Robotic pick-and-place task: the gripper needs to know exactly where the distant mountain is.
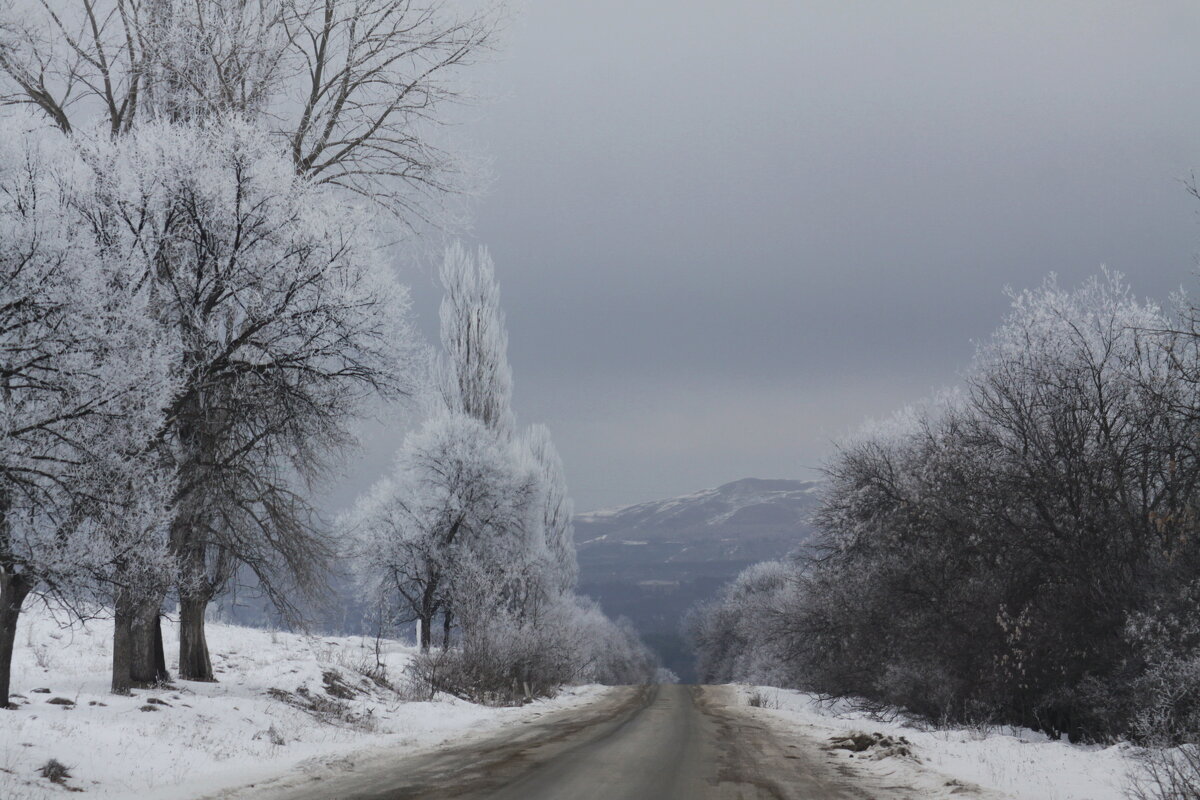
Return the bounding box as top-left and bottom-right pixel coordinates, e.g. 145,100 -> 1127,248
574,478 -> 821,682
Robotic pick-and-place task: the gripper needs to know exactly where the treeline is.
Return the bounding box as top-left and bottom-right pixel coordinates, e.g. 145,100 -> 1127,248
0,0 -> 652,710
689,272 -> 1200,745
346,245 -> 657,702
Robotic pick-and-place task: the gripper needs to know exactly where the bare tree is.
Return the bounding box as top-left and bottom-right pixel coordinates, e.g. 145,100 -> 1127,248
0,113 -> 172,704
0,0 -> 496,690
74,119 -> 421,680
697,272 -> 1200,741
0,0 -> 501,219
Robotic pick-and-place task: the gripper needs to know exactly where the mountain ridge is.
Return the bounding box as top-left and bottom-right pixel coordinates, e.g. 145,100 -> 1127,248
579,478 -> 820,526
573,477 -> 821,681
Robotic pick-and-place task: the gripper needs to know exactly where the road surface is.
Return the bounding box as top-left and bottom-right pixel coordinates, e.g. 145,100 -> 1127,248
241,684 -> 880,799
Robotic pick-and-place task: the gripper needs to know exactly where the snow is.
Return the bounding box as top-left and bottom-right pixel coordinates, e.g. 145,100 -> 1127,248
735,686 -> 1137,800
576,488 -> 718,522
0,604 -> 609,799
576,479 -> 819,530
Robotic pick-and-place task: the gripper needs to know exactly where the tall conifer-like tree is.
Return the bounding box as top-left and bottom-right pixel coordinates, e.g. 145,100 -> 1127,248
437,242 -> 516,439
522,424 -> 577,595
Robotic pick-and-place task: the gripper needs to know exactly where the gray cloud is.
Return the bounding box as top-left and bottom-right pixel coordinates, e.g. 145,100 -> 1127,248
351,1 -> 1200,512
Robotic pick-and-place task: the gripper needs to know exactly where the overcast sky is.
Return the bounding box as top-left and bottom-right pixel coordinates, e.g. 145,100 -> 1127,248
339,1 -> 1200,513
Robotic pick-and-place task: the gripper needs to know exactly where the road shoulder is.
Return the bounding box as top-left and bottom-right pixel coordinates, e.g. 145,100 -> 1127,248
200,685 -> 646,800
703,686 -> 1013,800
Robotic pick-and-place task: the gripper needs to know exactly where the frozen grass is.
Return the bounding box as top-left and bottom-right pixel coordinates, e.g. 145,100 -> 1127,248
735,685 -> 1137,800
0,603 -> 607,799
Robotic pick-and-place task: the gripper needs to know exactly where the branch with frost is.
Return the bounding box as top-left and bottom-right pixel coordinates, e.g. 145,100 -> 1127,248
0,0 -> 502,222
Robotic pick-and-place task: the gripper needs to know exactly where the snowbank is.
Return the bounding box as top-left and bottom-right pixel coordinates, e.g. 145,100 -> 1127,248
735,686 -> 1138,800
0,604 -> 608,799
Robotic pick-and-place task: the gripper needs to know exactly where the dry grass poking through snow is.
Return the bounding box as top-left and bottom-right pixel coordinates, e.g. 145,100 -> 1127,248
0,604 -> 606,799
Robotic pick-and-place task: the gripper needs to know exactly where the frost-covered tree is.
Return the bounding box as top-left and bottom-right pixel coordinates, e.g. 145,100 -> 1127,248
434,245 -> 584,633
700,272 -> 1200,740
522,424 -> 577,595
74,119 -> 421,681
567,600 -> 657,686
0,114 -> 173,705
437,242 -> 515,438
94,465 -> 176,695
0,0 -> 496,689
353,241 -> 656,700
686,560 -> 793,686
0,0 -> 501,220
425,595 -> 656,701
350,411 -> 537,651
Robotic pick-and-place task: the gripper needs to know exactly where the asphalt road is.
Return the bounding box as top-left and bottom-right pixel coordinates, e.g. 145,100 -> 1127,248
248,684 -> 871,800
446,683 -> 864,800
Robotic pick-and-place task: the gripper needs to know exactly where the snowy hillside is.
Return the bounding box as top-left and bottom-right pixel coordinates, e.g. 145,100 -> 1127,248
0,606 -> 607,800
577,478 -> 820,539
575,478 -> 820,681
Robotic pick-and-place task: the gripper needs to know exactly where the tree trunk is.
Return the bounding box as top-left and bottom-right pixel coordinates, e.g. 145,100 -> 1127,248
0,570 -> 34,708
131,594 -> 169,686
175,529 -> 215,682
419,611 -> 432,651
153,615 -> 168,681
111,589 -> 134,695
178,595 -> 214,681
442,611 -> 452,651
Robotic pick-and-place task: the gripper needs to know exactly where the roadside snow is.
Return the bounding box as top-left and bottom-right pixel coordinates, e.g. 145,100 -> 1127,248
735,686 -> 1136,800
0,604 -> 609,800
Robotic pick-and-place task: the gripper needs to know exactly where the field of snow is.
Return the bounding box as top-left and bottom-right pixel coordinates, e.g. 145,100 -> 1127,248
736,686 -> 1138,800
0,604 -> 608,800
